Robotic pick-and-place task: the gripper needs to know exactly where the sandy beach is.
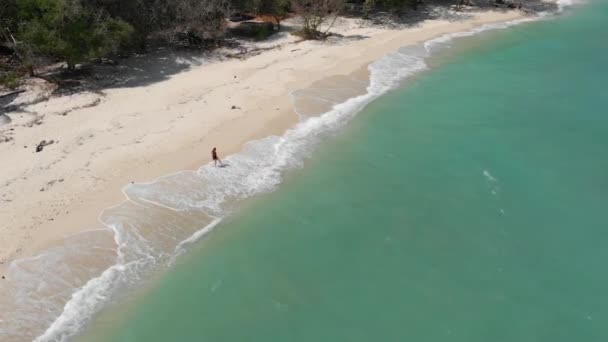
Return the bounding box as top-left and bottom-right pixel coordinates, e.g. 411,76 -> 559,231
0,8 -> 529,277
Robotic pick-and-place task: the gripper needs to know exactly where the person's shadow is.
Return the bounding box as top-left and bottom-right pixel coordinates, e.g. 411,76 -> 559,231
219,164 -> 230,168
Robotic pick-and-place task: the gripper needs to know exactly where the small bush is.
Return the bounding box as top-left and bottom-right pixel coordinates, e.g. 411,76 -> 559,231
0,72 -> 21,90
291,29 -> 325,40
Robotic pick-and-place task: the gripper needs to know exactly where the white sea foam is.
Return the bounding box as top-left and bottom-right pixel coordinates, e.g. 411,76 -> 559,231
170,217 -> 223,264
483,170 -> 498,182
22,6 -> 574,342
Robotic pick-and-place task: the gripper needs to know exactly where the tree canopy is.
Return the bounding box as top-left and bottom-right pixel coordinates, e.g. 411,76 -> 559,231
17,0 -> 134,70
0,0 -> 502,82
1,0 -> 233,75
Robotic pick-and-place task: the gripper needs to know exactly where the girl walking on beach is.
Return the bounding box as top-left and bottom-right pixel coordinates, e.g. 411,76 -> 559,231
212,147 -> 224,167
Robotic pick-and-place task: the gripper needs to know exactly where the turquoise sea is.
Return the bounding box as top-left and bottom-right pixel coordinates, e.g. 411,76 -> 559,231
68,1 -> 608,341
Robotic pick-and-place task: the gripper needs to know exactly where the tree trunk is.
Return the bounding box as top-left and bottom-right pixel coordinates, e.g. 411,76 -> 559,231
323,14 -> 339,37
1,28 -> 12,48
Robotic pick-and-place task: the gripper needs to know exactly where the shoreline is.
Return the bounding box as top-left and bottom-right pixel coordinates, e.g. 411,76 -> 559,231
0,9 -> 535,277
0,5 -> 564,340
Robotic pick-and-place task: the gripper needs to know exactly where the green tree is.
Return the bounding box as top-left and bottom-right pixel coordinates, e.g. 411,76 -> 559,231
17,0 -> 133,71
96,0 -> 230,46
231,0 -> 259,13
0,0 -> 19,31
362,0 -> 375,19
292,0 -> 345,39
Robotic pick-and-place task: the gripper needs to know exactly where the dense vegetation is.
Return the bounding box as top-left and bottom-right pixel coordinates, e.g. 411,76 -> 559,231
0,0 -> 516,86
1,0 -> 233,77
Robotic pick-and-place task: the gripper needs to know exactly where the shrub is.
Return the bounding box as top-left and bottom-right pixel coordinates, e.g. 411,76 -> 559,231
291,0 -> 345,39
17,0 -> 134,70
0,71 -> 21,90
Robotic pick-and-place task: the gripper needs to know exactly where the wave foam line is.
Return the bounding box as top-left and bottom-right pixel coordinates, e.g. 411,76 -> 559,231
33,6 -> 572,342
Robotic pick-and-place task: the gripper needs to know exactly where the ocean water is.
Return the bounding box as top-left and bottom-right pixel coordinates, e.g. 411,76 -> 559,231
60,1 -> 608,341
0,2 -> 599,342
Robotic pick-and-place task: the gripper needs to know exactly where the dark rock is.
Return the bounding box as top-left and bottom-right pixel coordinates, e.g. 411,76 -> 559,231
229,21 -> 275,40
36,140 -> 46,152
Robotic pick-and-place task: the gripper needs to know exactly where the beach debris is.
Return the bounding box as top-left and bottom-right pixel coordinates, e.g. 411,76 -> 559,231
231,105 -> 241,110
58,98 -> 102,116
0,89 -> 25,98
35,139 -> 54,152
35,141 -> 45,152
0,135 -> 13,143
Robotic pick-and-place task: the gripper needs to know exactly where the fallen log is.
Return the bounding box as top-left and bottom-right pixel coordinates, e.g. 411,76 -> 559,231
0,89 -> 24,100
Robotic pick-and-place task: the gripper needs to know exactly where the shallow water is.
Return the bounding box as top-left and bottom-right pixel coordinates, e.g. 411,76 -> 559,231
64,1 -> 608,341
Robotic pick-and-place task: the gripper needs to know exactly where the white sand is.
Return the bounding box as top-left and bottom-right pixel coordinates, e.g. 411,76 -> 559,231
0,9 -> 528,275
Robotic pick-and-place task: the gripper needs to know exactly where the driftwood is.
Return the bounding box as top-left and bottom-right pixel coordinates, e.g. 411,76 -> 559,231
36,139 -> 54,152
0,89 -> 24,100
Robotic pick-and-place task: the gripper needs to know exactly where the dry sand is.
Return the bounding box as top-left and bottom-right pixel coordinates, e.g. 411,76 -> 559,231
0,8 -> 528,277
